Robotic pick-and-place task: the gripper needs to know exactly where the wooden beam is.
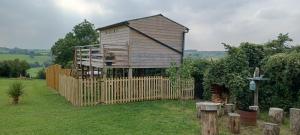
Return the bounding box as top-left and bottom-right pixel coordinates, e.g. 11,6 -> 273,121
128,68 -> 133,78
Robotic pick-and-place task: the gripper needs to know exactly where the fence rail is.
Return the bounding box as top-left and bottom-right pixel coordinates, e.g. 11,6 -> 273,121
58,74 -> 194,106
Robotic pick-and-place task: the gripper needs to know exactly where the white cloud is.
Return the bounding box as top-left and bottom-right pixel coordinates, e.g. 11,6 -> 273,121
54,0 -> 111,16
1,0 -> 300,50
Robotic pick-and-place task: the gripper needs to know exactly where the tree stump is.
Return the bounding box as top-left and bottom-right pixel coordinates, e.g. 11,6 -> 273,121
263,122 -> 280,135
225,104 -> 235,114
268,108 -> 284,124
290,108 -> 300,135
228,113 -> 240,134
196,102 -> 202,119
199,102 -> 219,135
216,103 -> 224,117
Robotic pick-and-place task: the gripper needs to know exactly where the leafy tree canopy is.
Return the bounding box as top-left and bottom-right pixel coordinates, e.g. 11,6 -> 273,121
204,33 -> 300,110
51,20 -> 98,67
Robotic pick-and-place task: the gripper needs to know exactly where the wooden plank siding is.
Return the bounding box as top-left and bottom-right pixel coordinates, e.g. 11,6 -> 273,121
94,15 -> 187,69
100,25 -> 130,45
129,29 -> 181,68
128,15 -> 185,52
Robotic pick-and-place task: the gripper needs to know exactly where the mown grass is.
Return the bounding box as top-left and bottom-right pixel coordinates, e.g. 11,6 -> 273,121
0,54 -> 50,64
0,79 -> 199,135
0,78 -> 292,135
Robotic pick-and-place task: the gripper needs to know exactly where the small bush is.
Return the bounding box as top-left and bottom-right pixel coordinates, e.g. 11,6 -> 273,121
7,82 -> 24,104
36,68 -> 46,79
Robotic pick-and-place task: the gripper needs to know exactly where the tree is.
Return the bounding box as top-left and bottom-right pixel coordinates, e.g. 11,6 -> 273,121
0,59 -> 30,77
51,20 -> 99,67
73,19 -> 99,46
240,42 -> 265,72
264,33 -> 292,55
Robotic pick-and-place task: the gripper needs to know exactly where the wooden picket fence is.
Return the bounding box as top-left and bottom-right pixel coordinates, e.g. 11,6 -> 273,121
46,64 -> 71,90
58,74 -> 194,106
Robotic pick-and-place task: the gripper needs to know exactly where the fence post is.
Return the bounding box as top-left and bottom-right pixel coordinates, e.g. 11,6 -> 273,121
160,76 -> 163,99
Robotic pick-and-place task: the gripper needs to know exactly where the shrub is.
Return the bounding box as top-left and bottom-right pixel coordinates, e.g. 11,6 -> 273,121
36,68 -> 46,79
261,52 -> 300,110
7,82 -> 24,104
0,59 -> 30,77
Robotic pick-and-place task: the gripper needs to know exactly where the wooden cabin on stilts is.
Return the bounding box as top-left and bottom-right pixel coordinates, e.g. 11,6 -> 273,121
46,14 -> 194,106
73,14 -> 189,78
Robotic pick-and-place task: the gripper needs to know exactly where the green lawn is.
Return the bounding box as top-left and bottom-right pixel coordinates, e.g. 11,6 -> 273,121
0,79 -> 292,135
0,79 -> 199,135
0,54 -> 50,64
26,67 -> 43,77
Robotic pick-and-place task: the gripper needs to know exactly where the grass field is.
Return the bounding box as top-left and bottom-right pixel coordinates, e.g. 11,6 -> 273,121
0,54 -> 50,64
0,79 -> 292,135
26,67 -> 43,77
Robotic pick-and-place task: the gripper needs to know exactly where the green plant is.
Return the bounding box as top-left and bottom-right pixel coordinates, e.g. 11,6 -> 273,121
36,68 -> 46,79
7,81 -> 24,104
167,58 -> 194,90
203,45 -> 251,110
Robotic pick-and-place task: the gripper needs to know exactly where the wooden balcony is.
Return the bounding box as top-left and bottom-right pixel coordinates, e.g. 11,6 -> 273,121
74,43 -> 129,68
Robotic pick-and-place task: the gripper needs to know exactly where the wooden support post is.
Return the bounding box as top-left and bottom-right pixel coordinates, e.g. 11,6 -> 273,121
263,122 -> 280,135
128,68 -> 132,78
269,108 -> 284,124
290,108 -> 300,135
228,113 -> 240,134
225,104 -> 235,114
103,67 -> 107,79
254,82 -> 259,106
199,102 -> 219,135
89,47 -> 93,77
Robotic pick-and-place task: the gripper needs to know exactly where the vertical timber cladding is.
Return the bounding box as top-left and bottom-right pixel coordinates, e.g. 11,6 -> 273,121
97,14 -> 188,69
128,15 -> 187,68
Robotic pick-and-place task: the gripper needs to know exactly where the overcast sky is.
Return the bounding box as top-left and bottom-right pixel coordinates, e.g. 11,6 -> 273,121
0,0 -> 300,51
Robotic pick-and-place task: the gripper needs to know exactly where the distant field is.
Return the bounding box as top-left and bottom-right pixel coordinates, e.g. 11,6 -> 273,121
27,67 -> 43,77
0,54 -> 50,64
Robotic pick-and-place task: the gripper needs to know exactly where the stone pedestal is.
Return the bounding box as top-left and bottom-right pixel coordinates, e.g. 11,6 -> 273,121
199,102 -> 219,135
